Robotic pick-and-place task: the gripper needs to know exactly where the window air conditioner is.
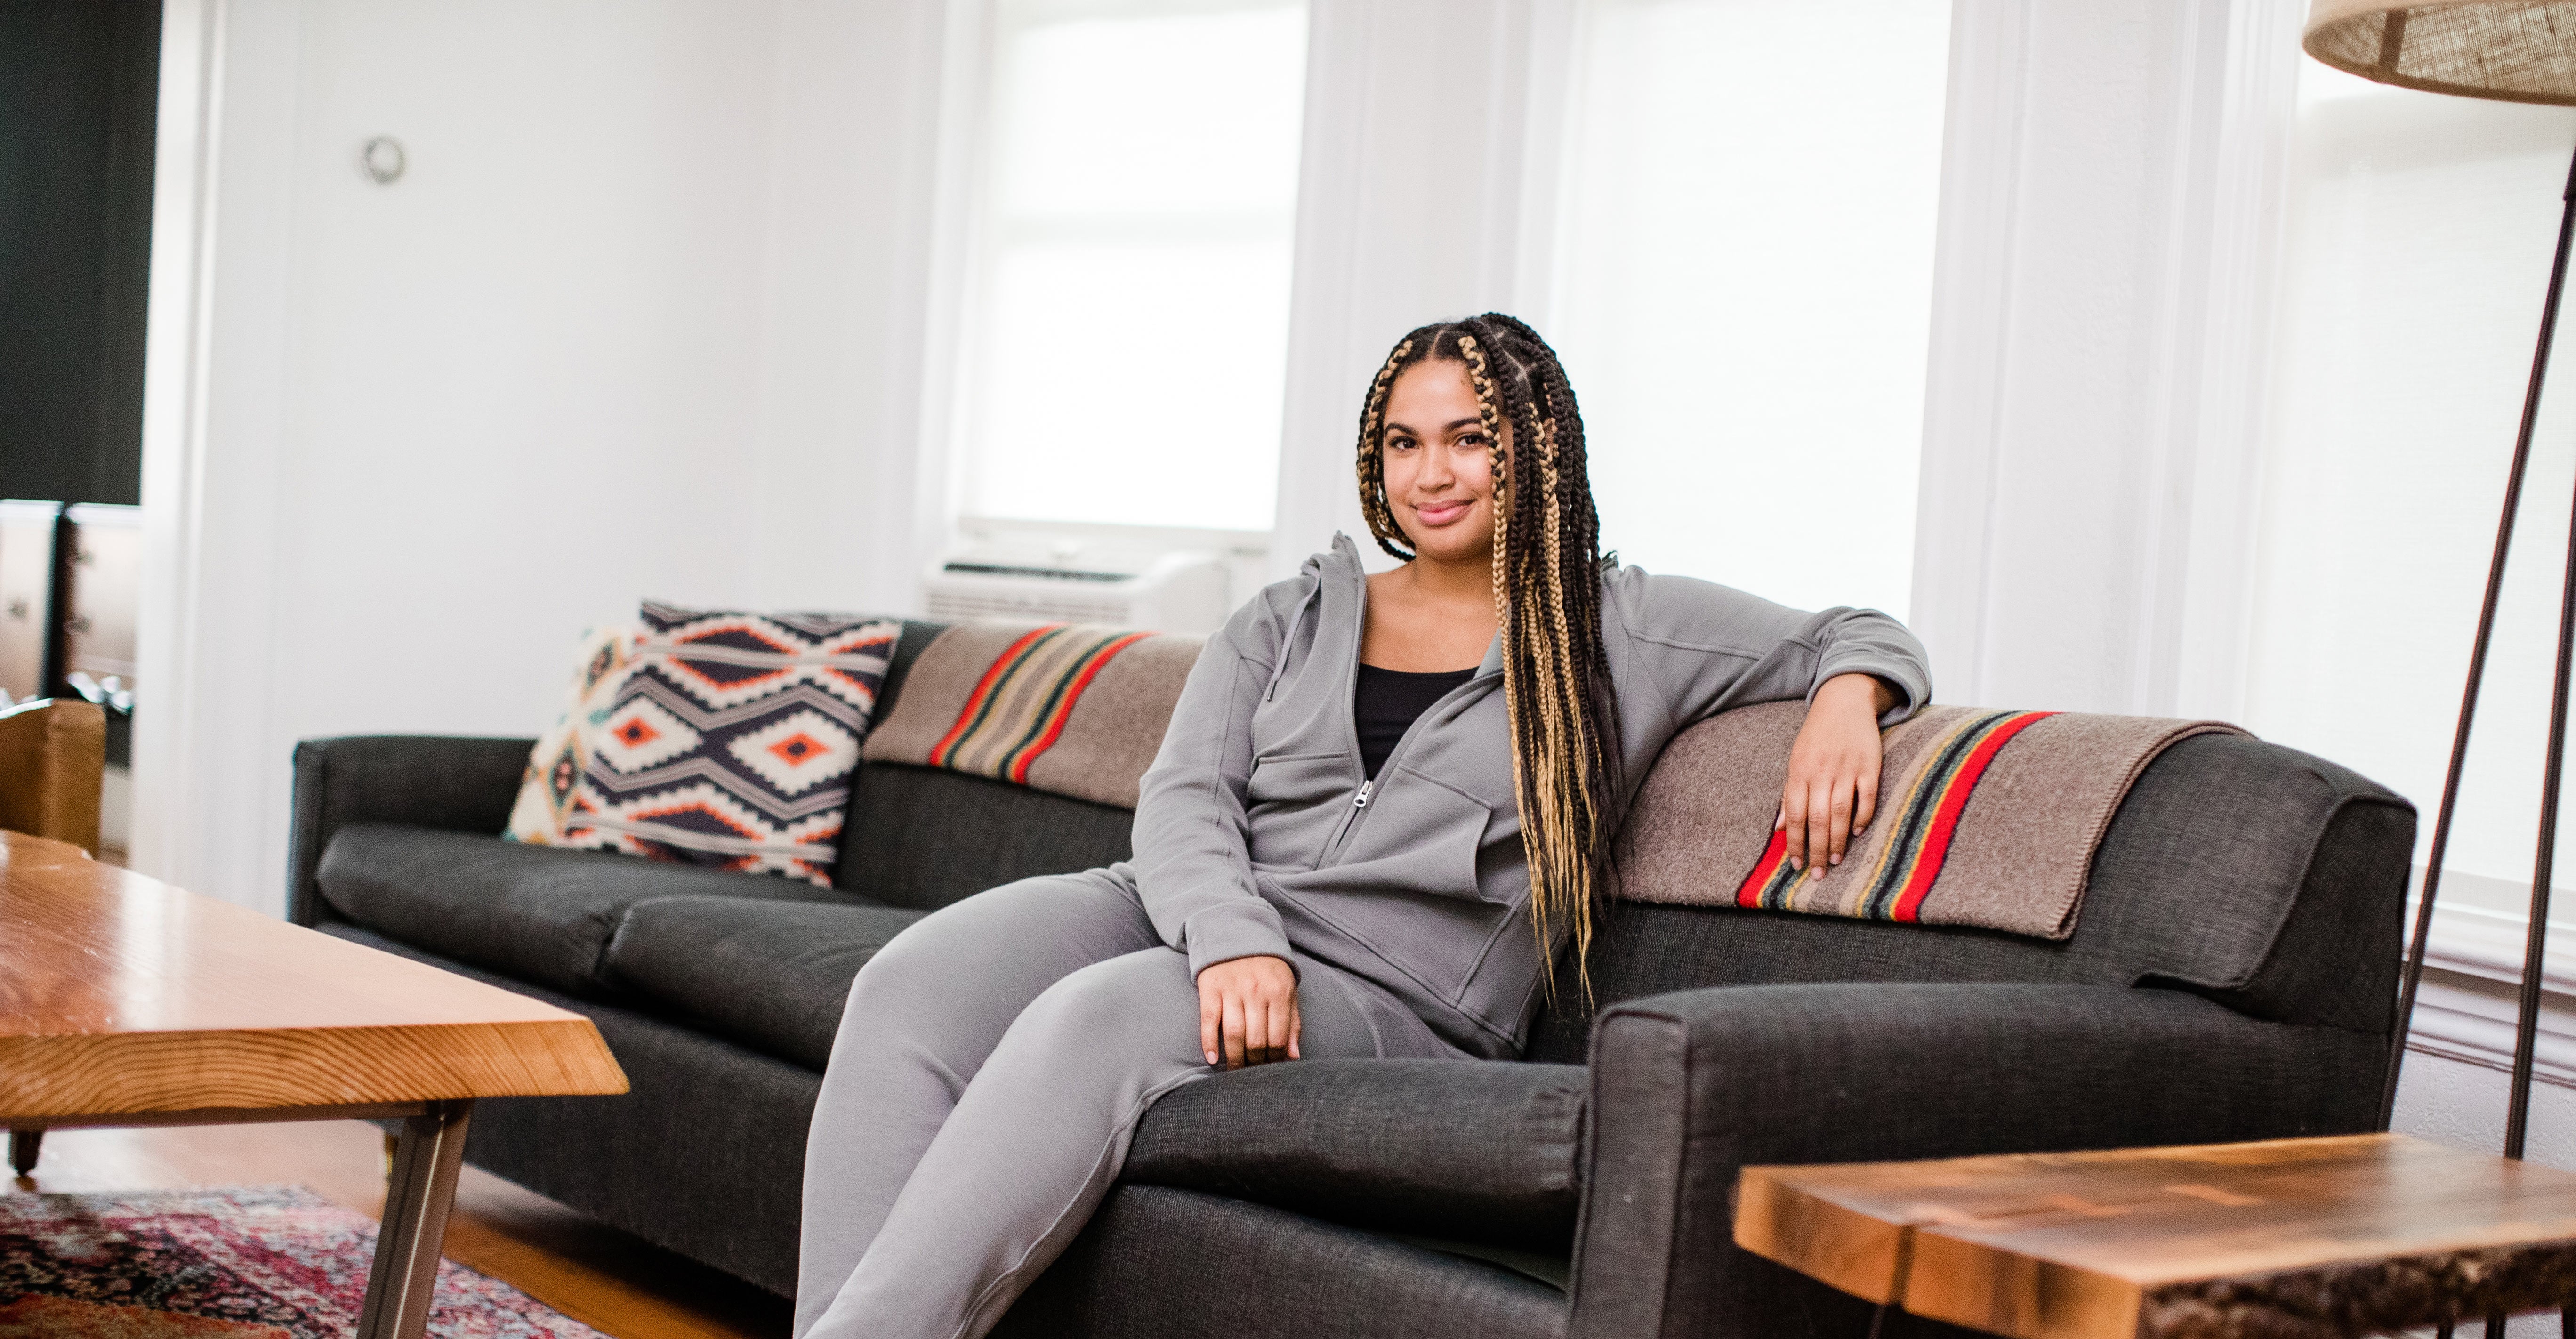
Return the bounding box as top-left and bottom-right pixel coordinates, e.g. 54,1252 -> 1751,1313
923,540 -> 1231,634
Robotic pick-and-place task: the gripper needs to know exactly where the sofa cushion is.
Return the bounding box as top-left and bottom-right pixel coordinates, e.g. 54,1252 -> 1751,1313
861,621 -> 1201,808
315,824 -> 853,1000
1123,1059 -> 1586,1252
836,763 -> 1135,911
603,896 -> 923,1070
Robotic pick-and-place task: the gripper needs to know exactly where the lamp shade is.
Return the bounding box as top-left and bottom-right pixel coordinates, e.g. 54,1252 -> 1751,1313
2306,0 -> 2576,104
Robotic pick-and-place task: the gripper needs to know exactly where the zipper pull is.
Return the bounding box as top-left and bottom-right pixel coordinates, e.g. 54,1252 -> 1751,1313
1353,780 -> 1373,808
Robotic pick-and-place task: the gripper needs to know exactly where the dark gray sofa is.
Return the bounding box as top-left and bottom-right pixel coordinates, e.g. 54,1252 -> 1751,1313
288,619 -> 2415,1339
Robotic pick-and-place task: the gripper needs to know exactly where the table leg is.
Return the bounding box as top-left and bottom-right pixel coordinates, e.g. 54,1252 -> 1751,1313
8,1129 -> 40,1175
356,1099 -> 473,1339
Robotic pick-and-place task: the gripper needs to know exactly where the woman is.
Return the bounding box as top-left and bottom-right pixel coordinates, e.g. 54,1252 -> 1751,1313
794,314 -> 1929,1339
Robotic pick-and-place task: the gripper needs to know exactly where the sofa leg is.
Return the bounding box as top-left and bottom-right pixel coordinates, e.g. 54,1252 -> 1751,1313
10,1129 -> 41,1176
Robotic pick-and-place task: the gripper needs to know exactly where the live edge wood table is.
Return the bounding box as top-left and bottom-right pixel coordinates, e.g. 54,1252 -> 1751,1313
0,830 -> 628,1339
1737,1133 -> 2576,1339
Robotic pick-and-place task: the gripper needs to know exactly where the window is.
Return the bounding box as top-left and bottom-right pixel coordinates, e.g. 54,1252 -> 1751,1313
949,0 -> 1308,534
2249,62 -> 2576,908
1547,0 -> 1952,618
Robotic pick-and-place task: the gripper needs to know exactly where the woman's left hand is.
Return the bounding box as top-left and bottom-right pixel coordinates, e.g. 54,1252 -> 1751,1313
1779,673 -> 1896,872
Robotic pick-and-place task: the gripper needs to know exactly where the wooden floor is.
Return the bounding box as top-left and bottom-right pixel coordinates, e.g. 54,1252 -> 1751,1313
7,1120 -> 793,1339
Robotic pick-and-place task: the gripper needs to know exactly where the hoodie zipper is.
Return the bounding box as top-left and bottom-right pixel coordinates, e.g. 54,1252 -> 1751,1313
1310,532 -> 1498,868
1319,554 -> 1372,862
1318,778 -> 1375,855
1319,671 -> 1492,867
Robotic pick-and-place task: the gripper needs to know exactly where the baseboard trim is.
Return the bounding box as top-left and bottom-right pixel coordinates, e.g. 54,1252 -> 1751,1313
2401,965 -> 2576,1089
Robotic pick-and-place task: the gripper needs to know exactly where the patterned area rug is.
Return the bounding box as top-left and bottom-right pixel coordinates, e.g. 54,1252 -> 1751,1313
0,1186 -> 604,1338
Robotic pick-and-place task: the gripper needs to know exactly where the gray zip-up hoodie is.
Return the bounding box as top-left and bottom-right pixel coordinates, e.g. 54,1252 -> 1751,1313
1131,534 -> 1932,1058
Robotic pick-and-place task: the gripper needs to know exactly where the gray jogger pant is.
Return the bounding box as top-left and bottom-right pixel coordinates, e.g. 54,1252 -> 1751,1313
792,864 -> 1467,1339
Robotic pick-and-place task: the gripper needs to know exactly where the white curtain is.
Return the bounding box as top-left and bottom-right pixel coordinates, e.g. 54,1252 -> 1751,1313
1547,0 -> 1952,618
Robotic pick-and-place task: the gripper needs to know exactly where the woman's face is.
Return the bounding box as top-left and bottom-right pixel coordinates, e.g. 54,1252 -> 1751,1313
1381,359 -> 1502,565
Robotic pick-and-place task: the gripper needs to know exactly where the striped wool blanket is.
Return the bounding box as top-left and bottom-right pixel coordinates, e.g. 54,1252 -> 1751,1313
863,621 -> 1205,808
1614,702 -> 2242,939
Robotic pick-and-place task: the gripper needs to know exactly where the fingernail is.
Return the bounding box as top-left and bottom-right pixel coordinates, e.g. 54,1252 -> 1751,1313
1789,857 -> 1802,871
1830,854 -> 1842,866
1205,1051 -> 1217,1065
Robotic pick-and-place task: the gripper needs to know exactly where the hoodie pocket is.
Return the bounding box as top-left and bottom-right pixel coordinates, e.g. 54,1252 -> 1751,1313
1246,751 -> 1353,868
1335,765 -> 1499,900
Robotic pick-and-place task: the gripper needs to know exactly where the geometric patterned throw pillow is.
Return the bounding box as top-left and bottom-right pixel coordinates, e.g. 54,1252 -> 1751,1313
558,601 -> 901,887
503,621 -> 640,847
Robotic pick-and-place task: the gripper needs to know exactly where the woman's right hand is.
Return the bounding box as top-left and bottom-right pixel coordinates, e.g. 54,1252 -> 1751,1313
1197,955 -> 1300,1069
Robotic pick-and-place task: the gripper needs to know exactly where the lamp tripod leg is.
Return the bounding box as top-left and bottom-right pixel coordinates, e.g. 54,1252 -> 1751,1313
2504,144 -> 2576,1163
2506,385 -> 2576,1164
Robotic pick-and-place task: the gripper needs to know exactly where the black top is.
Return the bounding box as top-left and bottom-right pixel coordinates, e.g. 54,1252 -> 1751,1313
1355,664 -> 1476,780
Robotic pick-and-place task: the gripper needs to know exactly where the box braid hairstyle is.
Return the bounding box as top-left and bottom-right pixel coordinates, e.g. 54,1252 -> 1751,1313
1356,313 -> 1620,999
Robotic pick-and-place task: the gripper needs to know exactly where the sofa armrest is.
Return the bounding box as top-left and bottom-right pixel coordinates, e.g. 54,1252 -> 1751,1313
289,735 -> 533,926
1567,981 -> 2382,1339
0,698 -> 105,853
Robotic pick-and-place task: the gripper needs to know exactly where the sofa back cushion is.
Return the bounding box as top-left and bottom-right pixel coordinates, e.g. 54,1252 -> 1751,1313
863,620 -> 1202,808
838,764 -> 1135,910
839,625 -> 2415,1053
1523,734 -> 2415,1062
831,620 -> 1136,909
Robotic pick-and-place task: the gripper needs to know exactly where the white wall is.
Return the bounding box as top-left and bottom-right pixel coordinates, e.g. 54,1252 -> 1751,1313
136,0 -> 950,915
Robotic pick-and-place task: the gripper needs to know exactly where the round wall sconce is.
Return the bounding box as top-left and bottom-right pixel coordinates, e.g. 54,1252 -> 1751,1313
360,136 -> 407,185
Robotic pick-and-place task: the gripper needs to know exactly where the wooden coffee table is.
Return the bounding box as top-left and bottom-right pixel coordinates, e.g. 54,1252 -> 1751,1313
0,830 -> 628,1339
1737,1133 -> 2576,1339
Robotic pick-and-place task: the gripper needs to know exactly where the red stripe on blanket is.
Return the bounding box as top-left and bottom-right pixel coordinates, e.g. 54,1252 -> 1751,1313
1887,710 -> 2055,921
1002,632 -> 1151,782
927,624 -> 1059,768
1736,829 -> 1793,908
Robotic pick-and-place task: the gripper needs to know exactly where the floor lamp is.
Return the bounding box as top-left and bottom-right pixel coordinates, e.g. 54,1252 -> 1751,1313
2304,2 -> 2576,1170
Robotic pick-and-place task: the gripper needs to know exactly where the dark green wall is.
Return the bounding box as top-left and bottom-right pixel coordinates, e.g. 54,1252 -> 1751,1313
0,0 -> 160,507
